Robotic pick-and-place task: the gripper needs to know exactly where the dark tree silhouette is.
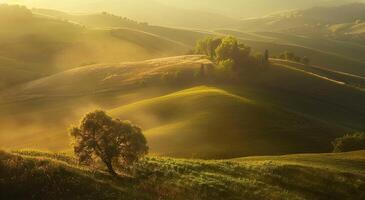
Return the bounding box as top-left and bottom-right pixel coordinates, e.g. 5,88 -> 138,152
332,133 -> 365,152
70,110 -> 148,176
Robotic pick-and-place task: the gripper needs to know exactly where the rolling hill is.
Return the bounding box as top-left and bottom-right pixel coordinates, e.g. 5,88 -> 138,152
1,55 -> 365,158
233,3 -> 365,45
5,0 -> 239,29
0,56 -> 41,89
1,2 -> 365,199
1,150 -> 364,200
0,56 -> 211,151
238,3 -> 365,32
110,86 -> 342,158
5,0 -> 360,28
32,8 -> 208,46
0,5 -> 193,90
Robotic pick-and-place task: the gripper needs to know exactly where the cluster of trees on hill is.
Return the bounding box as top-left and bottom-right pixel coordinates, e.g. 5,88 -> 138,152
273,51 -> 310,65
194,36 -> 270,73
332,132 -> 365,153
100,12 -> 149,27
155,36 -> 271,85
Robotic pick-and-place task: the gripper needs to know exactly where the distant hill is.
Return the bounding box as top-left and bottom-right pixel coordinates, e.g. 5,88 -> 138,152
32,8 -> 207,46
4,0 -> 359,28
32,8 -> 144,28
238,3 -> 365,32
15,0 -> 238,29
156,0 -> 360,18
216,29 -> 365,77
2,150 -> 365,199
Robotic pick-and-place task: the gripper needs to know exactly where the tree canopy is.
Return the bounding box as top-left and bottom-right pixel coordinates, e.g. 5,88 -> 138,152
332,132 -> 365,153
194,36 -> 268,72
70,110 -> 148,175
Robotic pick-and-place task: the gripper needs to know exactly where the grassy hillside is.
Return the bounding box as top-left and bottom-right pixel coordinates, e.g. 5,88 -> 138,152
0,56 -> 210,151
32,8 -> 144,28
1,150 -> 364,200
0,5 -> 191,89
239,62 -> 365,131
0,14 -> 188,73
110,86 -> 342,158
33,8 -> 208,46
1,55 -> 365,157
2,55 -> 210,98
237,3 -> 365,32
0,56 -> 41,89
272,59 -> 365,90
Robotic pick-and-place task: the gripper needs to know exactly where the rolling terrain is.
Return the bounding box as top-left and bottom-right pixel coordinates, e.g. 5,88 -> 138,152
237,3 -> 365,32
32,8 -> 208,46
1,150 -> 364,200
216,29 -> 365,77
0,5 -> 192,88
1,55 -> 365,158
1,2 -> 365,199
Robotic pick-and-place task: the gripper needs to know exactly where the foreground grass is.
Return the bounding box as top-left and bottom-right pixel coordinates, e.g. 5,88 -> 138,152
1,150 -> 364,200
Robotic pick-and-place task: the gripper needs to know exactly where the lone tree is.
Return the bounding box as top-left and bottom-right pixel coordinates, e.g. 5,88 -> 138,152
70,110 -> 148,176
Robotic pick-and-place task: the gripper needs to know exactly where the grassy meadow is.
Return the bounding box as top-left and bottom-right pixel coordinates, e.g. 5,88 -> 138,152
1,150 -> 364,200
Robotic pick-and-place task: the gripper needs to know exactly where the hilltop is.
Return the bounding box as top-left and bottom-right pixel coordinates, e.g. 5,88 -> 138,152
1,150 -> 364,200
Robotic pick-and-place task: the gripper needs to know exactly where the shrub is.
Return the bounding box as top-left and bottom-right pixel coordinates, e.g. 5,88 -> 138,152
332,132 -> 365,152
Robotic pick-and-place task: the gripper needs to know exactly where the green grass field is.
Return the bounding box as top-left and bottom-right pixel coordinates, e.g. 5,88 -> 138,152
1,150 -> 364,200
110,86 -> 342,158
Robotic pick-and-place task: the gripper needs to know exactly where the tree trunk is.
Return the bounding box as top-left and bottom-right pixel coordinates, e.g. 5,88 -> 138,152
104,160 -> 117,176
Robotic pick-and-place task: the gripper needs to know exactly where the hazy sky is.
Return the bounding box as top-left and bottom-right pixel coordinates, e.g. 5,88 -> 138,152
1,0 -> 363,18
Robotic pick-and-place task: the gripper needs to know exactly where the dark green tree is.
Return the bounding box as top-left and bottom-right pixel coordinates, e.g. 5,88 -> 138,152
215,36 -> 252,69
70,110 -> 148,176
194,37 -> 222,59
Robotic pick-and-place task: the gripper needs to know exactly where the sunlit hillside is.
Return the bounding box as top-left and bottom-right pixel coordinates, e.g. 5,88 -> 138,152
32,8 -> 208,46
238,3 -> 365,32
1,1 -> 365,199
2,150 -> 364,200
0,5 -> 191,85
1,55 -> 365,158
